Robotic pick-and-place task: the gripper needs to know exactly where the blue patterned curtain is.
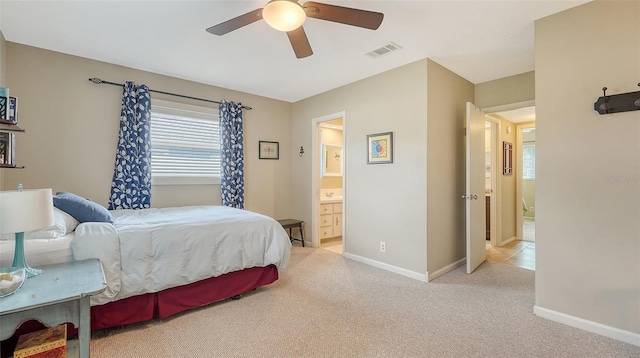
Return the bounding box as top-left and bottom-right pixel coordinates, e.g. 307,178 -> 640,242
219,100 -> 244,209
108,81 -> 151,210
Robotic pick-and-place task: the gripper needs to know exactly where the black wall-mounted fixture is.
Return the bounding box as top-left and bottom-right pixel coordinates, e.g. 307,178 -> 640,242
299,146 -> 305,157
594,83 -> 640,115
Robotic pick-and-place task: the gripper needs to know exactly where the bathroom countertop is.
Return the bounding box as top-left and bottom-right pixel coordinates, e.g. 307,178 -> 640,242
320,197 -> 343,204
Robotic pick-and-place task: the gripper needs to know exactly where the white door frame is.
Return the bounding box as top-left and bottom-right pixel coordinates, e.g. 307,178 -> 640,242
311,111 -> 346,249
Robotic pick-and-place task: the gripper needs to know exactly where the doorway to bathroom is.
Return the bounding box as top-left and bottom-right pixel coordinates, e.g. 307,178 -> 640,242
311,112 -> 345,254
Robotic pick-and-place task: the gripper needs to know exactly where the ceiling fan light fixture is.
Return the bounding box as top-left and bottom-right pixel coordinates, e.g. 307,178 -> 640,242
262,0 -> 306,32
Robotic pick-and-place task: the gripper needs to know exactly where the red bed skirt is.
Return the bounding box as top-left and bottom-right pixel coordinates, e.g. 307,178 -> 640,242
91,264 -> 279,330
0,265 -> 278,357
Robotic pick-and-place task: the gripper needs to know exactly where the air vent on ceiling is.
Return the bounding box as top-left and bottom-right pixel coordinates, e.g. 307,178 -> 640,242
366,42 -> 402,59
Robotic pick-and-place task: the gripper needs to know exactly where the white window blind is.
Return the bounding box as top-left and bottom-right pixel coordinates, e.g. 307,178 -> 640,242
522,142 -> 535,180
150,101 -> 220,185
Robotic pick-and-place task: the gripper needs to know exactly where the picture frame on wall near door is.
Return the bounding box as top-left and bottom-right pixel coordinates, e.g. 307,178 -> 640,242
366,132 -> 393,164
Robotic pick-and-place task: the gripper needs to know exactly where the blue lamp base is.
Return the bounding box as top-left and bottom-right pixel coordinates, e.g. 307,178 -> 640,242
12,232 -> 42,278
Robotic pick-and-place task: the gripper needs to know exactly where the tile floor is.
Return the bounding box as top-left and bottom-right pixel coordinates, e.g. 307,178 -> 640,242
485,240 -> 535,270
320,237 -> 342,254
486,218 -> 535,270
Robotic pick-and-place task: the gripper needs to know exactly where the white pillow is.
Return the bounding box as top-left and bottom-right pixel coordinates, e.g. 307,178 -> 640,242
24,207 -> 80,239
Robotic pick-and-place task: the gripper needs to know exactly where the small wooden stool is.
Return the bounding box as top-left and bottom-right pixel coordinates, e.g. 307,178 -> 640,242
277,219 -> 305,247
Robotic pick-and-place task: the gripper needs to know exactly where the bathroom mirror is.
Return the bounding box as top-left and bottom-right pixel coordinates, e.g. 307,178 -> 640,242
321,144 -> 343,177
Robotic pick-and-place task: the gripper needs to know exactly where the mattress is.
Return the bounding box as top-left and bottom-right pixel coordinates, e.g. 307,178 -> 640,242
0,234 -> 74,268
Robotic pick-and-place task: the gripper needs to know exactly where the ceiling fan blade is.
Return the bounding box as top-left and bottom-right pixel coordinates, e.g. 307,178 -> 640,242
206,8 -> 263,36
287,26 -> 313,59
303,1 -> 383,30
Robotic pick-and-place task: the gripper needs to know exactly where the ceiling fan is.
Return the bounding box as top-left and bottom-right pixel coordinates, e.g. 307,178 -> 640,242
206,0 -> 384,59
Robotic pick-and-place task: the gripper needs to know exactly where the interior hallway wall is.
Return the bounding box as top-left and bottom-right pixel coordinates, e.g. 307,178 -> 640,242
475,71 -> 534,109
292,60 -> 428,276
535,0 -> 640,337
425,59 -> 474,277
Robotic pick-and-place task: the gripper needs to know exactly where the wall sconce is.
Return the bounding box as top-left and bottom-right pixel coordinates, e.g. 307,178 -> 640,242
299,146 -> 305,157
506,126 -> 511,134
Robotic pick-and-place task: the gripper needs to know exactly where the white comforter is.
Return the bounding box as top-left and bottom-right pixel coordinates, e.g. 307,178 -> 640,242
71,206 -> 291,305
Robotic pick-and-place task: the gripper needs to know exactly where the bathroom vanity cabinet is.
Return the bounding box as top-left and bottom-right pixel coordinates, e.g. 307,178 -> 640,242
320,201 -> 342,239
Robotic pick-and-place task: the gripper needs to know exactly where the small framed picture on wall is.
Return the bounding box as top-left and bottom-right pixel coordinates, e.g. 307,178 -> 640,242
259,141 -> 279,160
367,132 -> 393,164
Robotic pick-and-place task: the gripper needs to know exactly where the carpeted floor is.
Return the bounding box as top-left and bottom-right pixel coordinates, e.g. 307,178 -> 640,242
89,246 -> 639,357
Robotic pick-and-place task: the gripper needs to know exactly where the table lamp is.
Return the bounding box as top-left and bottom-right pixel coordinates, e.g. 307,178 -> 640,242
0,186 -> 54,277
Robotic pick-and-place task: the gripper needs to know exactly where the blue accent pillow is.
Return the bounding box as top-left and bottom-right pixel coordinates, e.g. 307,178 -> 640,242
53,192 -> 114,224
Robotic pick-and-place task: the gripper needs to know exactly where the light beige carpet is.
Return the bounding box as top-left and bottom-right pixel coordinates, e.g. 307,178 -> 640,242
90,246 -> 638,357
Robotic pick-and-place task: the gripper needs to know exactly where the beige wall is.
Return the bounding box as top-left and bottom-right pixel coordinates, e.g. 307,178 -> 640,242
4,43 -> 293,219
475,71 -> 534,109
320,176 -> 342,189
426,59 -> 474,275
292,58 -> 473,278
535,0 -> 640,335
498,118 -> 517,241
292,59 -> 428,275
0,32 -> 5,85
522,180 -> 535,218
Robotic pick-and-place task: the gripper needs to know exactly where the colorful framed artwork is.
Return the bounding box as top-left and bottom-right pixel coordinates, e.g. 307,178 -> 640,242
367,132 -> 393,164
259,141 -> 279,160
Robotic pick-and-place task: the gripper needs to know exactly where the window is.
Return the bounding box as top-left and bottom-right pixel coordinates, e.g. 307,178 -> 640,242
522,142 -> 535,180
150,100 -> 220,185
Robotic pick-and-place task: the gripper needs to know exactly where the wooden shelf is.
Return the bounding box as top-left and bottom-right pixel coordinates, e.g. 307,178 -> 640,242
0,122 -> 25,133
0,164 -> 24,169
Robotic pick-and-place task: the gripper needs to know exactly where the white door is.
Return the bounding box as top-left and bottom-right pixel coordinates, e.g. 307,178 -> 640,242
466,102 -> 486,273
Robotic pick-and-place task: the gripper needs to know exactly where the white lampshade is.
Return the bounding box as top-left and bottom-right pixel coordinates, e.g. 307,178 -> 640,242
0,188 -> 54,234
262,0 -> 306,32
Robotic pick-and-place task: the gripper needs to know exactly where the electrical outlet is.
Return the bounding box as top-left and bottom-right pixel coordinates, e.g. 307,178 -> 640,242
380,241 -> 386,253
530,206 -> 535,212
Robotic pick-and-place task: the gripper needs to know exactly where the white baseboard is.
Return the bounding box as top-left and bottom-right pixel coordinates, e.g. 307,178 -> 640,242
343,252 -> 427,282
534,305 -> 640,347
500,236 -> 517,246
427,257 -> 466,282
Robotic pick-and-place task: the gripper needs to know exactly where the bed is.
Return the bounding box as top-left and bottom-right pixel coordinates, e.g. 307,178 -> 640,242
0,203 -> 292,332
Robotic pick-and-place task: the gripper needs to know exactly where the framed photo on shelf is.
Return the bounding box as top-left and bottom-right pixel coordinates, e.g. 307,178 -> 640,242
367,132 -> 393,164
8,97 -> 18,124
259,141 -> 279,160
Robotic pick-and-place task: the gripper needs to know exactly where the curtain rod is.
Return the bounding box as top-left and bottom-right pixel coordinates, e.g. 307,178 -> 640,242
88,78 -> 252,110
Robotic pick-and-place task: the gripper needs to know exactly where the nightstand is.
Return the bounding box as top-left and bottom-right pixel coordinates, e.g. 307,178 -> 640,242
0,259 -> 106,358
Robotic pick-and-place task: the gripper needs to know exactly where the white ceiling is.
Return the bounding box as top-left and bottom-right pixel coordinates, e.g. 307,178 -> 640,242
0,0 -> 589,103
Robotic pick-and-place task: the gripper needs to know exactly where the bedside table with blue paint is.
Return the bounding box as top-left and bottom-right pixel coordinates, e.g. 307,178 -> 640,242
0,259 -> 106,358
